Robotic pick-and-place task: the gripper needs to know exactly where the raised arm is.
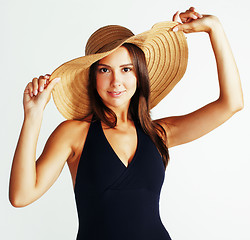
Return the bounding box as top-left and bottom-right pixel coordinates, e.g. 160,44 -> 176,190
154,7 -> 244,148
9,75 -> 74,207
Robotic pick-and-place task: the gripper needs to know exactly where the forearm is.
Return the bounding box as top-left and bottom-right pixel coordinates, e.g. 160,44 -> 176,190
209,18 -> 244,111
9,112 -> 43,206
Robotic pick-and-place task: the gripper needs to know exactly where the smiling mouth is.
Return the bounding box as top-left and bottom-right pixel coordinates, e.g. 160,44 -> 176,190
107,90 -> 126,97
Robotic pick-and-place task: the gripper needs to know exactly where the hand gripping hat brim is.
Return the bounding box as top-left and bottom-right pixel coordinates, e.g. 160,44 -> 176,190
50,21 -> 188,120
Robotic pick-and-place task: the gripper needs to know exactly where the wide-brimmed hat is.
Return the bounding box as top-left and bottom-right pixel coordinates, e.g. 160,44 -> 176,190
50,21 -> 188,120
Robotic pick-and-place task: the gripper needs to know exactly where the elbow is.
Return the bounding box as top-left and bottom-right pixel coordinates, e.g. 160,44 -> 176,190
237,103 -> 244,112
10,201 -> 24,208
9,198 -> 25,208
230,104 -> 243,116
9,183 -> 40,208
231,99 -> 244,114
9,196 -> 30,208
219,96 -> 244,115
9,192 -> 34,208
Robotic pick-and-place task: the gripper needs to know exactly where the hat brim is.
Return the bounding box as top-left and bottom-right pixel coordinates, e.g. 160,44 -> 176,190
50,21 -> 188,120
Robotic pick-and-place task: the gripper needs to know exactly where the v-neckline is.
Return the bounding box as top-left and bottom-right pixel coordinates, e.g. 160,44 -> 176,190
99,120 -> 140,169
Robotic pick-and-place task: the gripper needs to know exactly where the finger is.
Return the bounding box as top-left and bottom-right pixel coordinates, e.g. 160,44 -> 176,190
172,11 -> 180,22
172,23 -> 181,32
32,77 -> 39,96
188,7 -> 203,18
44,74 -> 51,87
173,22 -> 195,34
180,11 -> 198,19
185,16 -> 196,23
189,7 -> 195,12
44,74 -> 51,83
26,82 -> 34,98
172,22 -> 188,32
193,11 -> 203,18
38,75 -> 47,92
46,77 -> 61,93
179,11 -> 198,23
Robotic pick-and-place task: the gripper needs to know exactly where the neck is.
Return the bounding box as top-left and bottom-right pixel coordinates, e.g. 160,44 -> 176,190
114,108 -> 132,125
99,105 -> 134,128
108,103 -> 133,126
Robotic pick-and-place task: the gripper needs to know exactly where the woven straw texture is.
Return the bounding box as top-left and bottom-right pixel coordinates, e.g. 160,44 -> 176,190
50,21 -> 188,120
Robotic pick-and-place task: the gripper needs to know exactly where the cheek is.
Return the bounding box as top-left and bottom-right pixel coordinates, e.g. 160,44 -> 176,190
96,76 -> 106,91
126,75 -> 137,92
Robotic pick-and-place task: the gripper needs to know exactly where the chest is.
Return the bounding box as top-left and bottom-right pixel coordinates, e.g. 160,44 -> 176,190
102,126 -> 138,167
75,120 -> 166,196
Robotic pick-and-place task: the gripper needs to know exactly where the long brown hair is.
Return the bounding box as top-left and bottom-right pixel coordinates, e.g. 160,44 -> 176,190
88,43 -> 169,169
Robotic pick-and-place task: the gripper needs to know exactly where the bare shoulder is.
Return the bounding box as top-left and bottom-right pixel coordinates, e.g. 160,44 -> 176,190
59,117 -> 91,145
153,117 -> 174,132
55,118 -> 91,138
153,118 -> 171,128
48,116 -> 92,162
153,117 -> 174,147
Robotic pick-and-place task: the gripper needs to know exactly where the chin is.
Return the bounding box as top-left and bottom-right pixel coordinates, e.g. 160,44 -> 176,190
103,99 -> 131,110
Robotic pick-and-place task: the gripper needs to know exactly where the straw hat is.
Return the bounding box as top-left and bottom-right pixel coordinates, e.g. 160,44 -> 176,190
50,21 -> 188,120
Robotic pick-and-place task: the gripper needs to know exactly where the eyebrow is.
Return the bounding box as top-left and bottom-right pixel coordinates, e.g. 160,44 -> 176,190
97,63 -> 133,68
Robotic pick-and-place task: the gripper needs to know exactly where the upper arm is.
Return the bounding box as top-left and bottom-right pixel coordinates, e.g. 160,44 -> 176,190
154,99 -> 242,148
33,120 -> 81,201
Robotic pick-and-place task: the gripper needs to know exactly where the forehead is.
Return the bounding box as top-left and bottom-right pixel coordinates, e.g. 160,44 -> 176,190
98,46 -> 132,65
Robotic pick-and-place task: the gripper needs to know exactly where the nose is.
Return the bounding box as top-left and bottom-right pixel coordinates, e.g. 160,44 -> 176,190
111,71 -> 121,87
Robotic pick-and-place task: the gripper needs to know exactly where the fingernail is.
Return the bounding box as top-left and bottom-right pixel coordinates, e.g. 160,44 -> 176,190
34,90 -> 38,96
39,87 -> 43,92
173,27 -> 178,32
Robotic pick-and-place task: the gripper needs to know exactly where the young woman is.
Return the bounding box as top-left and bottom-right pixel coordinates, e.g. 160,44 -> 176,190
9,7 -> 243,240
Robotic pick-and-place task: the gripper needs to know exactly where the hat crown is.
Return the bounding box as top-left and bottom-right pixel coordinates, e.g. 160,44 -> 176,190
85,25 -> 134,55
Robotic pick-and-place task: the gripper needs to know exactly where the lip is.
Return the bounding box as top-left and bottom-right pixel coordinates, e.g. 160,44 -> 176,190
107,90 -> 126,98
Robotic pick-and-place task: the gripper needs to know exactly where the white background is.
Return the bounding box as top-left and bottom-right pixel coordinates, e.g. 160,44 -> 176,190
1,0 -> 250,239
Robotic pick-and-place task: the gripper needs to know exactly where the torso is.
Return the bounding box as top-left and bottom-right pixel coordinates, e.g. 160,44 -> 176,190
66,116 -> 138,188
73,117 -> 170,240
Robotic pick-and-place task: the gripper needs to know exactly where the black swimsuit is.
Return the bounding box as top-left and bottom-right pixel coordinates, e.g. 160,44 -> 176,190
74,118 -> 171,240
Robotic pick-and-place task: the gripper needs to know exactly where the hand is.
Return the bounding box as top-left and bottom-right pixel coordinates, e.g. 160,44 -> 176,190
172,7 -> 220,34
23,74 -> 60,116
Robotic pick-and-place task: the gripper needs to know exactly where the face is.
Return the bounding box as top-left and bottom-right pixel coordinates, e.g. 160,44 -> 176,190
96,46 -> 137,111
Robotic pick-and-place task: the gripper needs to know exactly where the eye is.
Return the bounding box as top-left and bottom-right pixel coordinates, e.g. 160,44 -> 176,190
98,67 -> 109,73
122,67 -> 132,72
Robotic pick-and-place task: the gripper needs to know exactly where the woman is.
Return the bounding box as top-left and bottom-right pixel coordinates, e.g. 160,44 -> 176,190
9,7 -> 243,240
